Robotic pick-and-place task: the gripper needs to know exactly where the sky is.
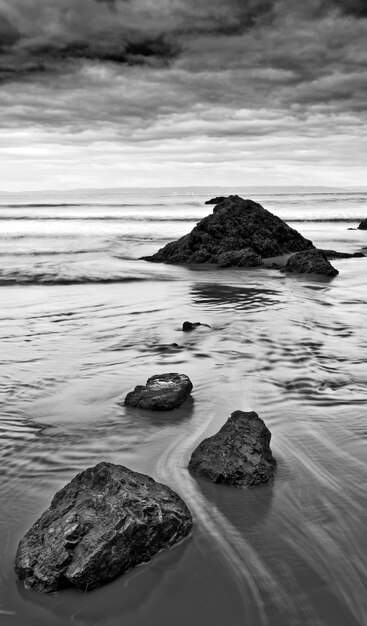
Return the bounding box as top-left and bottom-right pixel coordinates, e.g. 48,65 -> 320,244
0,0 -> 366,190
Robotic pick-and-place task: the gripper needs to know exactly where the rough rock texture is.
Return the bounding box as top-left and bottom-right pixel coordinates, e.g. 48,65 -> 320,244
320,249 -> 365,259
142,196 -> 314,265
15,462 -> 193,593
124,373 -> 193,410
205,196 -> 227,205
283,249 -> 339,276
182,321 -> 211,331
217,248 -> 264,268
358,218 -> 367,230
188,411 -> 276,487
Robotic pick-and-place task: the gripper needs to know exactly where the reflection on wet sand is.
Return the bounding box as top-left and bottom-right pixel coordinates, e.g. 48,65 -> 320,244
190,282 -> 281,312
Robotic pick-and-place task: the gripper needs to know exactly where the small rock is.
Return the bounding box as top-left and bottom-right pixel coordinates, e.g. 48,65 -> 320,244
358,219 -> 367,230
155,343 -> 182,352
15,462 -> 193,593
283,249 -> 338,277
188,411 -> 276,487
320,249 -> 365,259
182,321 -> 211,331
205,196 -> 227,205
217,248 -> 264,268
124,373 -> 193,410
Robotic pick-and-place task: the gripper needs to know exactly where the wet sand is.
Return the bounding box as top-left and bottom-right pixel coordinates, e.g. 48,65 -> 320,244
1,189 -> 367,625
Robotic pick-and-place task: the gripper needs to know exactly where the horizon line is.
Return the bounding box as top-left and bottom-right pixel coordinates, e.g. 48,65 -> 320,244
1,184 -> 367,194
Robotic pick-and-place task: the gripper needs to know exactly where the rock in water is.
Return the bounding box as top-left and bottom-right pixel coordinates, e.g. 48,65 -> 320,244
188,411 -> 276,487
182,321 -> 211,331
320,249 -> 365,259
283,249 -> 338,277
142,195 -> 314,265
124,373 -> 193,410
205,196 -> 227,205
15,462 -> 193,593
358,218 -> 367,230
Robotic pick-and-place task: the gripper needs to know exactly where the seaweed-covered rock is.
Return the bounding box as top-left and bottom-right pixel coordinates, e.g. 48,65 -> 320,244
188,410 -> 276,487
358,218 -> 367,230
205,196 -> 227,205
15,462 -> 193,593
283,249 -> 339,277
142,196 -> 314,265
124,373 -> 193,410
217,248 -> 264,268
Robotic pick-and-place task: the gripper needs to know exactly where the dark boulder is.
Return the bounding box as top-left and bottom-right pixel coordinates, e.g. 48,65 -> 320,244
205,196 -> 227,205
283,249 -> 338,277
124,373 -> 193,410
217,248 -> 264,268
142,196 -> 314,265
182,321 -> 211,331
188,410 -> 276,487
15,462 -> 193,593
320,249 -> 365,259
358,218 -> 367,230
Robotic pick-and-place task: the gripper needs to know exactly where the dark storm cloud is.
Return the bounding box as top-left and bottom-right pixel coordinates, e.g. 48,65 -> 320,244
0,0 -> 366,190
330,0 -> 367,17
0,0 -> 366,83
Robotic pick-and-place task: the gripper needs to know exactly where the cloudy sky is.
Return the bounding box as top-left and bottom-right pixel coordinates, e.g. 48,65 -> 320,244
0,0 -> 366,190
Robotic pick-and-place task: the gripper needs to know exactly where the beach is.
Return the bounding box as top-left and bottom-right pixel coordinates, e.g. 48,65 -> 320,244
1,188 -> 367,625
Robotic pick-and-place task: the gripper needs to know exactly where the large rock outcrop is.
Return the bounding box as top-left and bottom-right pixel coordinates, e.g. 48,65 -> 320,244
142,196 -> 314,266
188,411 -> 276,487
15,462 -> 193,593
358,218 -> 367,230
283,249 -> 338,277
124,373 -> 193,410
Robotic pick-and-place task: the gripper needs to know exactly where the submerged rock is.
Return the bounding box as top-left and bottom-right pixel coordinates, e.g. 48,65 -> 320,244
205,196 -> 227,205
188,410 -> 276,487
182,321 -> 211,331
154,343 -> 182,352
283,249 -> 339,277
358,218 -> 367,230
15,462 -> 193,593
142,196 -> 314,266
124,373 -> 193,410
320,249 -> 365,259
217,248 -> 264,268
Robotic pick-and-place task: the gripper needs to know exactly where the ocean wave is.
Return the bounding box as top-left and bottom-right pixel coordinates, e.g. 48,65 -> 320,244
0,273 -> 150,285
1,201 -> 202,208
0,249 -> 103,256
286,217 -> 361,223
0,215 -> 200,222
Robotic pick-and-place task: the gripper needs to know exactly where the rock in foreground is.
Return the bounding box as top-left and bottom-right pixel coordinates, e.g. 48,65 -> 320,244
283,249 -> 338,277
124,373 -> 193,410
358,218 -> 367,230
142,196 -> 314,266
188,411 -> 276,487
15,462 -> 193,593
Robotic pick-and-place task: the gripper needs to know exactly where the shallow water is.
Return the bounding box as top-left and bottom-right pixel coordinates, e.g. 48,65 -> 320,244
0,189 -> 366,625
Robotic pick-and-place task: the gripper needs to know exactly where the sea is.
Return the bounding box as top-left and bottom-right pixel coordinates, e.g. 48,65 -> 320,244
0,187 -> 366,626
